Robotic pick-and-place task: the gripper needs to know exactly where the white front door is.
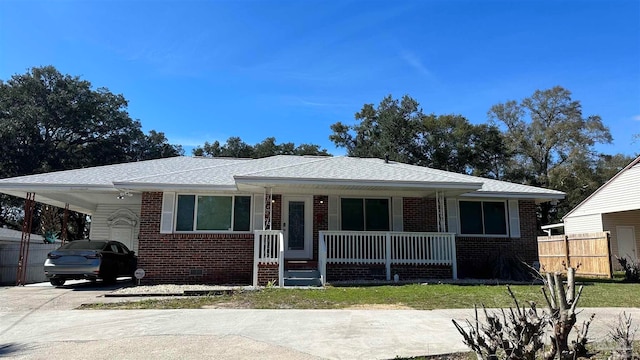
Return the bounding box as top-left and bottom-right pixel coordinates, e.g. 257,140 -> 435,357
282,196 -> 313,259
617,226 -> 637,262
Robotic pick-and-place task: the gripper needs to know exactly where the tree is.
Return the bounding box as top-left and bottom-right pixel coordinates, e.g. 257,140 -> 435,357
330,94 -> 510,175
489,86 -> 612,224
0,66 -> 183,235
329,95 -> 421,162
193,136 -> 330,158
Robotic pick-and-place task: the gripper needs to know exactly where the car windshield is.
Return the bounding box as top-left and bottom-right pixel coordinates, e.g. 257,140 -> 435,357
59,241 -> 107,251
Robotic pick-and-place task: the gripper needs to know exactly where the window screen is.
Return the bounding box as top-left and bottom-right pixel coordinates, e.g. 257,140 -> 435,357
365,199 -> 389,231
176,195 -> 196,231
341,198 -> 365,231
197,196 -> 232,230
459,200 -> 507,235
233,196 -> 252,231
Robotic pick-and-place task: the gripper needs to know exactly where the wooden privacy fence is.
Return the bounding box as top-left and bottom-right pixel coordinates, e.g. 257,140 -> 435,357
537,232 -> 612,278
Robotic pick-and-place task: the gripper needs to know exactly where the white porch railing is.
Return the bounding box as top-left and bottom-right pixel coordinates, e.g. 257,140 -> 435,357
318,231 -> 457,283
253,230 -> 284,287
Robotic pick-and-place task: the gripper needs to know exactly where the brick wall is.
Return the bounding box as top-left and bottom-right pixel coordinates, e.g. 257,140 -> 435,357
313,195 -> 329,262
326,264 -> 452,281
403,197 -> 438,232
455,199 -> 538,279
138,192 -> 254,285
257,264 -> 279,286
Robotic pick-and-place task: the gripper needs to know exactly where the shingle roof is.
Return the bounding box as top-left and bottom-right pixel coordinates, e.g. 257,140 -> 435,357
0,155 -> 564,198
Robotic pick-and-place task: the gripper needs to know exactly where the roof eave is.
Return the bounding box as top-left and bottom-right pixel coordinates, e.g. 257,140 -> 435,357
460,191 -> 565,202
563,154 -> 640,220
233,176 -> 484,190
112,182 -> 238,192
0,183 -> 117,192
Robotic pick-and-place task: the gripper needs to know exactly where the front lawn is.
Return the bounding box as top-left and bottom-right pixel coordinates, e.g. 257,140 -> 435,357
79,281 -> 640,310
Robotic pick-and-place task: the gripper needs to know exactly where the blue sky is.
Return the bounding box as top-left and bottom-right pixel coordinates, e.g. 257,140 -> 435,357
1,0 -> 639,156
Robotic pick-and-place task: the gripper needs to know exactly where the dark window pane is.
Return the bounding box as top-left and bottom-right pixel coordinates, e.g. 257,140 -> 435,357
365,199 -> 389,231
196,196 -> 232,230
459,201 -> 483,234
341,198 -> 364,231
288,201 -> 305,250
176,195 -> 195,231
233,196 -> 252,231
483,202 -> 507,235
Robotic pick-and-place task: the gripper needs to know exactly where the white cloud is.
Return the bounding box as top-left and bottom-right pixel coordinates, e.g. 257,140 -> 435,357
400,51 -> 432,77
632,115 -> 640,121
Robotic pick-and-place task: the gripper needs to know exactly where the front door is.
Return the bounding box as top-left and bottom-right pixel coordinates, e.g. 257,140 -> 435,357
282,196 -> 312,259
617,226 -> 637,262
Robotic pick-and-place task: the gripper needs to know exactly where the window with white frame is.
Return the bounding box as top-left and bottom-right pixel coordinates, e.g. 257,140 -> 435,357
459,200 -> 507,235
340,198 -> 390,231
175,195 -> 251,232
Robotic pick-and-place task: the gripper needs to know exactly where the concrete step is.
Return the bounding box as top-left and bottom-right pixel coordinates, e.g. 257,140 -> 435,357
285,269 -> 320,278
284,269 -> 322,287
283,276 -> 322,287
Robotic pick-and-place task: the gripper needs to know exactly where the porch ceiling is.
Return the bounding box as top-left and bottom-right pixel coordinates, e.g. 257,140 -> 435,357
0,188 -> 140,214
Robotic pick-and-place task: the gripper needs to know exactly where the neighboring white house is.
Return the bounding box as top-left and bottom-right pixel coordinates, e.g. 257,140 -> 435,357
0,227 -> 59,285
564,155 -> 640,263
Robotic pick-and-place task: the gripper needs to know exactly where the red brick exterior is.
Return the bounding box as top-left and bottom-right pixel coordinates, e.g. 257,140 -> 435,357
312,195 -> 329,262
454,200 -> 538,278
403,197 -> 438,232
136,191 -> 539,284
327,264 -> 452,281
257,264 -> 279,286
138,192 -> 254,285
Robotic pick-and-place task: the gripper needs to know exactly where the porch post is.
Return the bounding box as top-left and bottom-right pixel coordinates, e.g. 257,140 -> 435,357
16,192 -> 36,286
385,232 -> 391,281
436,191 -> 446,232
278,231 -> 284,288
253,231 -> 259,287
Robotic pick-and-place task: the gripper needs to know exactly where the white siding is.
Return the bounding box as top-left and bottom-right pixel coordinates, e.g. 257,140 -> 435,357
569,164 -> 640,217
564,213 -> 603,234
602,210 -> 640,261
89,203 -> 142,252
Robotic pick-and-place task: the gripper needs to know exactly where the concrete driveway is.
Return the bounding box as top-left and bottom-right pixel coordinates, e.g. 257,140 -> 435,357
1,283 -> 639,359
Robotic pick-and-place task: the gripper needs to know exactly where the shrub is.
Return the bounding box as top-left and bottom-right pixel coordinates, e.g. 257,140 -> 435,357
616,256 -> 640,282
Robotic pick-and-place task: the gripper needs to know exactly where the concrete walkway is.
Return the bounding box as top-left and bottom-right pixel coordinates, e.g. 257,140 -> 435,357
1,284 -> 639,359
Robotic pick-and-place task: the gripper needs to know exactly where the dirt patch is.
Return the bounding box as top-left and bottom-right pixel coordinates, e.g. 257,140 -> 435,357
344,303 -> 414,310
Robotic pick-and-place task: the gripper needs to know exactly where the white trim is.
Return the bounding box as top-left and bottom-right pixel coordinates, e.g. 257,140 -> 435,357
459,192 -> 564,200
282,195 -> 313,259
234,176 -> 483,190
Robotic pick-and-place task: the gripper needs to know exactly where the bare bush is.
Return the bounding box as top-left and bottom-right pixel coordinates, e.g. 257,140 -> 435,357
609,312 -> 637,360
452,267 -> 595,360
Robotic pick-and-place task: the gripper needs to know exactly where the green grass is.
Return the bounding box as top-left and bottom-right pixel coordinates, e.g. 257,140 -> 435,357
79,281 -> 640,310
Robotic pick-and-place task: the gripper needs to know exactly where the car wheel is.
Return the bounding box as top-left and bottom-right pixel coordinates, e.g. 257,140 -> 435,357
50,278 -> 65,286
102,275 -> 117,285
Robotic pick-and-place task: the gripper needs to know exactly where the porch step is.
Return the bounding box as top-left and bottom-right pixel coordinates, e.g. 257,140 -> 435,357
285,260 -> 318,269
284,269 -> 322,287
